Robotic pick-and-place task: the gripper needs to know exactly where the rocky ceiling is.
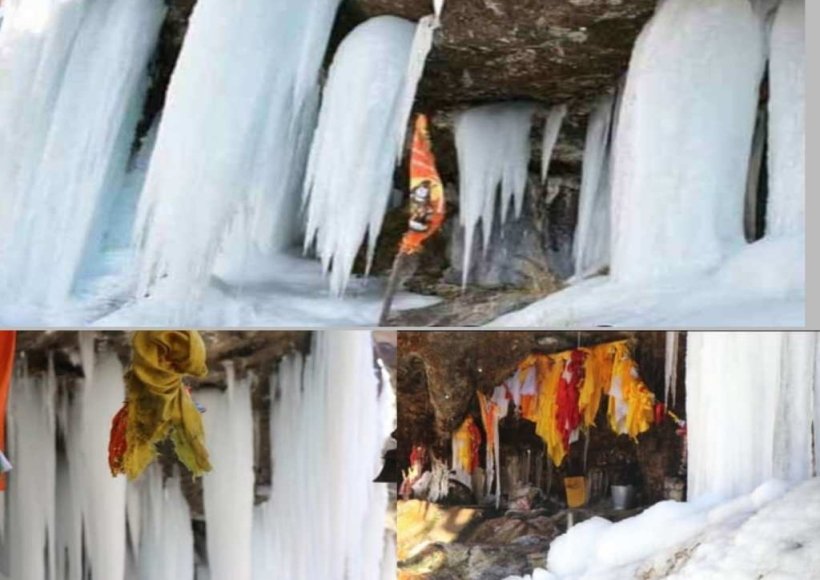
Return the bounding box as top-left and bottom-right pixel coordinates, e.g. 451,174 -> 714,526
398,331 -> 679,450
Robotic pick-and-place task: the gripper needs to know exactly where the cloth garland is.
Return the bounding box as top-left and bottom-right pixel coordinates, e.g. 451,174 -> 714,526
109,331 -> 212,480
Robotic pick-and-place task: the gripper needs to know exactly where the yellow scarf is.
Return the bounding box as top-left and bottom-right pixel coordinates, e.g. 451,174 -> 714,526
117,331 -> 211,479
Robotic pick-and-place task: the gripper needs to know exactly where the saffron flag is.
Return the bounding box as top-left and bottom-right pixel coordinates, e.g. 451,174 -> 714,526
0,331 -> 16,491
399,114 -> 446,255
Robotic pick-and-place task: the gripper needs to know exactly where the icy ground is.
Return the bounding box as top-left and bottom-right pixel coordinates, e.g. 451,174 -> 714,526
505,478 -> 820,580
492,236 -> 804,328
0,248 -> 439,327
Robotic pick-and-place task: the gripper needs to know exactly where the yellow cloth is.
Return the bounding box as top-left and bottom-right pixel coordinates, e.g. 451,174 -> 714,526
608,341 -> 654,440
122,331 -> 211,479
533,353 -> 571,467
577,343 -> 615,427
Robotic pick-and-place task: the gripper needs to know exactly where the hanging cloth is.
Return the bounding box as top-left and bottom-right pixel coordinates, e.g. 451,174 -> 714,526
0,331 -> 16,490
517,355 -> 539,421
556,350 -> 586,450
578,342 -> 616,427
399,114 -> 446,255
452,415 -> 481,484
109,331 -> 212,480
477,389 -> 508,508
608,341 -> 654,440
534,353 -> 571,467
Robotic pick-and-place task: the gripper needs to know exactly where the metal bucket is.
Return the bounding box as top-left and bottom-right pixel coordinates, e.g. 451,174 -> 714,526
611,484 -> 636,510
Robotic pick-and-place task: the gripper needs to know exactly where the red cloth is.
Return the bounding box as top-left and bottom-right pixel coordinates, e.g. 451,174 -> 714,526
0,331 -> 16,491
555,349 -> 586,450
108,404 -> 129,476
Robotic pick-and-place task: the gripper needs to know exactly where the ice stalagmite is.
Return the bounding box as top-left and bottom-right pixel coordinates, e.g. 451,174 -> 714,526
454,103 -> 535,286
304,17 -> 416,296
541,105 -> 567,184
253,332 -> 392,580
686,332 -> 818,501
135,0 -> 342,302
133,467 -> 195,580
6,365 -> 57,580
199,366 -> 255,580
610,0 -> 765,283
766,0 -> 804,237
0,0 -> 165,307
573,95 -> 615,279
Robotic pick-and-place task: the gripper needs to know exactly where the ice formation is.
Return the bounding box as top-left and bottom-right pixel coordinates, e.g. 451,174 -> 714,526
493,0 -> 803,328
304,16 -> 416,295
135,0 -> 343,303
454,102 -> 535,286
609,0 -> 765,283
199,366 -> 255,580
252,331 -> 393,580
766,0 -> 804,236
132,467 -> 195,580
573,95 -> 615,279
540,104 -> 568,183
0,0 -> 165,307
663,331 -> 679,407
686,332 -> 818,500
5,363 -> 57,580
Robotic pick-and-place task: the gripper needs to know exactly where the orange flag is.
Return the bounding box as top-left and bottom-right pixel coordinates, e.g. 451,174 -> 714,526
399,114 -> 446,255
0,331 -> 16,491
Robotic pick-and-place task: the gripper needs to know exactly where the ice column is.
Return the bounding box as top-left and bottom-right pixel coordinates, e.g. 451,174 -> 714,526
0,0 -> 165,306
304,16 -> 416,296
766,0 -> 804,236
610,0 -> 765,282
133,467 -> 195,580
199,366 -> 255,580
686,332 -> 818,501
573,95 -> 615,279
253,331 -> 391,580
6,364 -> 57,580
135,0 -> 343,301
454,102 -> 535,286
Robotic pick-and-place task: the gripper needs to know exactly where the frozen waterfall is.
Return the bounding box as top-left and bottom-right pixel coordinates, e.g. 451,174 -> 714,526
199,367 -> 255,580
686,332 -> 819,501
252,331 -> 394,580
304,16 -> 416,296
766,0 -> 804,237
610,0 -> 765,283
134,0 -> 342,303
0,0 -> 165,307
454,102 -> 535,286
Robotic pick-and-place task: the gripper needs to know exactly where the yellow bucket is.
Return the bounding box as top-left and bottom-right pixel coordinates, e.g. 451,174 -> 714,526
564,476 -> 587,508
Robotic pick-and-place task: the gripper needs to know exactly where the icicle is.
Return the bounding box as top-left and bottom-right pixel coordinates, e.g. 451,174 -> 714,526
433,0 -> 445,21
199,364 -> 255,580
541,104 -> 568,183
252,331 -> 390,580
610,0 -> 765,283
304,16 -> 416,296
766,0 -> 804,237
135,0 -> 343,303
454,102 -> 535,286
664,331 -> 679,407
573,95 -> 614,279
0,0 -> 165,307
394,14 -> 439,157
686,332 -> 819,501
7,362 -> 57,580
134,467 -> 195,580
